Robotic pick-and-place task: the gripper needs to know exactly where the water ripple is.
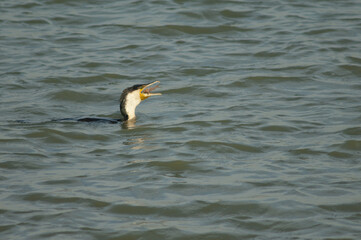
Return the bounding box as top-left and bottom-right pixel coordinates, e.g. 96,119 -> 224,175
1,0 -> 361,239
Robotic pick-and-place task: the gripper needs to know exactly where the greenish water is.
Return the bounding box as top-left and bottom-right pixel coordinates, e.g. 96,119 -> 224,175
1,0 -> 361,239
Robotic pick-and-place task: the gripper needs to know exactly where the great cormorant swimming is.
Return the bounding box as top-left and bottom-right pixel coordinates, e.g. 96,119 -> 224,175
77,81 -> 161,123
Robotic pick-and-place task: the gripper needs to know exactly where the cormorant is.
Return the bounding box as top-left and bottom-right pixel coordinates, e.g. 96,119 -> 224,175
78,81 -> 161,123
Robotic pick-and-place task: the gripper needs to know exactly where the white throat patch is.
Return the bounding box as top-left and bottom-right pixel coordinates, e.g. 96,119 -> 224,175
124,90 -> 141,120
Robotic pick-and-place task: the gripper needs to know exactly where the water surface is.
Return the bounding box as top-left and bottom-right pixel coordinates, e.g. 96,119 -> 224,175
1,0 -> 361,239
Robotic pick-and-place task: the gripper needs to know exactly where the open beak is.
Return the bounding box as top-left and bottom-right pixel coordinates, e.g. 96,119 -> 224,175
140,81 -> 162,100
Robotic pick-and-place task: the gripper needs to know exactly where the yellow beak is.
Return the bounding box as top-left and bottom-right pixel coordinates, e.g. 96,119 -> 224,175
140,81 -> 162,100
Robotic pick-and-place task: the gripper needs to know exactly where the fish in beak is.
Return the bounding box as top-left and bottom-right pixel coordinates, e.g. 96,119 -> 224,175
140,81 -> 162,100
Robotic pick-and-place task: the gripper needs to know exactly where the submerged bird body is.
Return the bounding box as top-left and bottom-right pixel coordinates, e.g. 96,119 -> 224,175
78,81 -> 161,123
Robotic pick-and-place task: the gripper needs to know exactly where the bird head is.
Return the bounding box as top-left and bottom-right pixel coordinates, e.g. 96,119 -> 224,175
120,81 -> 162,121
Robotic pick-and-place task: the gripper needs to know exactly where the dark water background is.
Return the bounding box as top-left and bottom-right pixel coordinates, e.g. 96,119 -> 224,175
1,0 -> 361,239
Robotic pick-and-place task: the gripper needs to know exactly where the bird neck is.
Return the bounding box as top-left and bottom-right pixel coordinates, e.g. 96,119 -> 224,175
120,91 -> 141,121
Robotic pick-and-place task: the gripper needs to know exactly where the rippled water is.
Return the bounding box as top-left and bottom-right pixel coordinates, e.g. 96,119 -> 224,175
1,0 -> 361,239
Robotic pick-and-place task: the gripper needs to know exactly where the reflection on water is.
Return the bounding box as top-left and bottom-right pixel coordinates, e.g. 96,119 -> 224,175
121,119 -> 137,130
122,119 -> 157,150
123,137 -> 146,150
